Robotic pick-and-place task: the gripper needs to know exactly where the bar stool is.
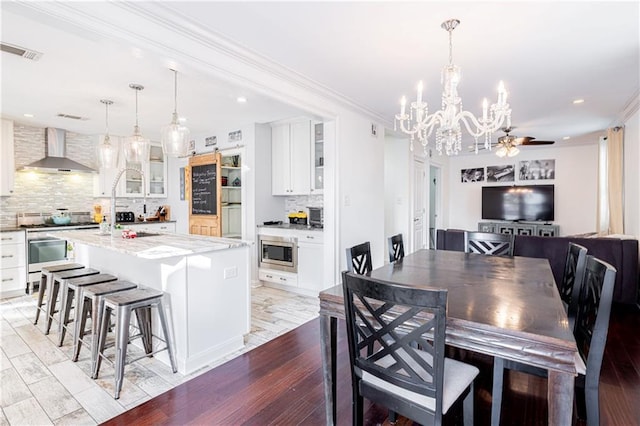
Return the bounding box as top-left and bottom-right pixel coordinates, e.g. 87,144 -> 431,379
34,263 -> 84,325
57,273 -> 118,347
44,268 -> 100,335
94,287 -> 177,399
73,280 -> 137,365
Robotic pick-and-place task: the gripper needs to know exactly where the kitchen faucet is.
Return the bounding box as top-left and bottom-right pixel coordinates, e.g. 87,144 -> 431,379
111,167 -> 147,235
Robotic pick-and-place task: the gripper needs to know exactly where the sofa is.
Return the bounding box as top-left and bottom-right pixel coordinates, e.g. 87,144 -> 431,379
436,229 -> 639,306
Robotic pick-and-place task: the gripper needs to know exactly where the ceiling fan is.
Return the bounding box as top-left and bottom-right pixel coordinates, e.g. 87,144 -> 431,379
470,127 -> 555,157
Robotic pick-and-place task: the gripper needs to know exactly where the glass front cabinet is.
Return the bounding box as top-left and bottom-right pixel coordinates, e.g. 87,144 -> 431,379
311,122 -> 324,194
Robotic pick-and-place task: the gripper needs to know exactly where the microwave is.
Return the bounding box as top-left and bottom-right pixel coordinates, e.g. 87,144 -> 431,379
308,207 -> 323,228
258,235 -> 297,273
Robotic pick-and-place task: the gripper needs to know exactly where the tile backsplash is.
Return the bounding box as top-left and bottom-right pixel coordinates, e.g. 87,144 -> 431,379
1,122 -> 166,223
285,194 -> 323,214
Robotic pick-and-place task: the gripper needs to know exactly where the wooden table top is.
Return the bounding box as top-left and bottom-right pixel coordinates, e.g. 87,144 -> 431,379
320,249 -> 578,372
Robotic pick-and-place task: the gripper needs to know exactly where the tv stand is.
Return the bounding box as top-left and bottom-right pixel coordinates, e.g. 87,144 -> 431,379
478,221 -> 559,237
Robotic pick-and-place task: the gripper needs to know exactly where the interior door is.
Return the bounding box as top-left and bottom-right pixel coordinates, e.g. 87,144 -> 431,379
412,157 -> 426,251
429,165 -> 440,249
188,152 -> 222,236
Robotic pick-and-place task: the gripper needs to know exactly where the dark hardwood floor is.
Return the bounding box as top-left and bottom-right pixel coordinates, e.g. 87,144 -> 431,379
104,303 -> 640,425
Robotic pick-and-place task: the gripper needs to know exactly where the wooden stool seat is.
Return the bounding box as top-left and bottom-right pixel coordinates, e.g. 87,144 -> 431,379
34,263 -> 84,325
44,268 -> 99,335
73,280 -> 137,365
58,273 -> 118,347
94,286 -> 177,399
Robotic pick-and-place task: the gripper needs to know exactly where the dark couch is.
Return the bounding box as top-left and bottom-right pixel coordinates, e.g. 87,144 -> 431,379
436,229 -> 639,305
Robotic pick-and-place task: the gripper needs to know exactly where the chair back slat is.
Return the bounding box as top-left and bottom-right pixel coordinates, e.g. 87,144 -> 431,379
464,231 -> 514,256
574,255 -> 616,382
346,242 -> 373,275
388,234 -> 405,263
560,243 -> 588,330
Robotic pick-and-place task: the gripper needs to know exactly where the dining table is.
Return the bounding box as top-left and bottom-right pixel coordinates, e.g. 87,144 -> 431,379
319,249 -> 582,425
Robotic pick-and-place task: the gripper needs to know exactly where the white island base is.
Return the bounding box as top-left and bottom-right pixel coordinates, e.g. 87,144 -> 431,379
57,230 -> 251,375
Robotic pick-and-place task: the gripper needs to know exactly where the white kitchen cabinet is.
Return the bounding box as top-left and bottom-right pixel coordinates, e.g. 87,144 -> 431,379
0,231 -> 26,299
297,230 -> 324,293
310,121 -> 324,194
222,205 -> 241,238
271,120 -> 311,195
122,221 -> 176,233
257,227 -> 325,295
1,119 -> 15,196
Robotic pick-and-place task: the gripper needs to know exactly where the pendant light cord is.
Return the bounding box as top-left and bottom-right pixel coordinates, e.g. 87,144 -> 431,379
173,69 -> 178,114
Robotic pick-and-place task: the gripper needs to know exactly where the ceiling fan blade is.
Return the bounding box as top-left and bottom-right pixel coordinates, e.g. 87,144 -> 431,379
522,140 -> 555,145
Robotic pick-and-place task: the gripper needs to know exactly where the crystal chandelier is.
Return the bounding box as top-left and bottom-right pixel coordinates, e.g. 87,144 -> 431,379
395,19 -> 512,155
160,69 -> 190,157
96,99 -> 118,169
124,83 -> 150,164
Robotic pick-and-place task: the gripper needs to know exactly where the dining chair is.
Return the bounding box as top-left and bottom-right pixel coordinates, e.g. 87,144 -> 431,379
346,241 -> 373,275
342,271 -> 479,426
560,242 -> 588,331
387,233 -> 405,263
491,255 -> 616,426
463,231 -> 515,256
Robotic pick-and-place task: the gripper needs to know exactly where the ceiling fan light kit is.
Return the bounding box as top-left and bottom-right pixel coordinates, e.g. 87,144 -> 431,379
395,19 -> 512,156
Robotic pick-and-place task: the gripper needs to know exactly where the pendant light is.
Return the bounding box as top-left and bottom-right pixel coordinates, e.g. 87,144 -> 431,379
123,83 -> 150,164
97,99 -> 118,169
160,69 -> 190,157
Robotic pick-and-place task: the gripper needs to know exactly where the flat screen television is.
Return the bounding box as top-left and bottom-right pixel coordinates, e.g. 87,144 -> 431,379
482,184 -> 554,222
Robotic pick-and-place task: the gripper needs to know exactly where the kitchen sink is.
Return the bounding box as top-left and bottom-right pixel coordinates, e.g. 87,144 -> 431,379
133,231 -> 160,238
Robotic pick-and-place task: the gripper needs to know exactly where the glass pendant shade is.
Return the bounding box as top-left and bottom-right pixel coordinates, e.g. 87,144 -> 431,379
97,134 -> 119,168
161,69 -> 190,157
97,99 -> 118,168
125,84 -> 150,164
161,113 -> 190,157
123,129 -> 150,164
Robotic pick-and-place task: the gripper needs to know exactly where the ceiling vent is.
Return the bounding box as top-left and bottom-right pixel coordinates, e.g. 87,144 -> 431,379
56,113 -> 89,121
0,42 -> 43,61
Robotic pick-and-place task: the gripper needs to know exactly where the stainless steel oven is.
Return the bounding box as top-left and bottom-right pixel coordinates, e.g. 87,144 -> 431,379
258,234 -> 297,273
19,211 -> 99,293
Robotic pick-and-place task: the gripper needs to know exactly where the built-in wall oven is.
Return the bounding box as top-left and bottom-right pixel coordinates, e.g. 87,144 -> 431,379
19,212 -> 99,293
258,234 -> 297,273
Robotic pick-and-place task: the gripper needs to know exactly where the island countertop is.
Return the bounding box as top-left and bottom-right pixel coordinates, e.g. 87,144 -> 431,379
50,229 -> 250,259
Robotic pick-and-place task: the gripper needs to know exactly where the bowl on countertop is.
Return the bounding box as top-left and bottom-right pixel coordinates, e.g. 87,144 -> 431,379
52,216 -> 72,225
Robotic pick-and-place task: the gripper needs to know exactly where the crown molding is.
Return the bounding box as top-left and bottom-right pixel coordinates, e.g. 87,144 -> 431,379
9,1 -> 388,125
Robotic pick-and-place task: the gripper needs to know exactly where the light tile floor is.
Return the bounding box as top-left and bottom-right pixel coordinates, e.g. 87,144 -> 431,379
0,285 -> 319,425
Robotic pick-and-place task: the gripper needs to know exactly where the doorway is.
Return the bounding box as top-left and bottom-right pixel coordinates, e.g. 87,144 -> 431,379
412,157 -> 426,251
429,165 -> 441,249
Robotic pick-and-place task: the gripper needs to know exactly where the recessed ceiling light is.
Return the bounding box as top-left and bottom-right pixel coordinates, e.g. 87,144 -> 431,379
562,136 -> 571,140
23,113 -> 34,118
236,96 -> 247,103
572,99 -> 584,104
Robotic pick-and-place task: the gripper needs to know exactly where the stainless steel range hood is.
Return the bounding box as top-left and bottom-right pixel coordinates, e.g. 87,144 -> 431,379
21,128 -> 96,173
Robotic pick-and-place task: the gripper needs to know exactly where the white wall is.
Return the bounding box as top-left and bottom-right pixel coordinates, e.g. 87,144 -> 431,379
338,112 -> 385,272
384,135 -> 410,258
446,143 -> 599,236
623,101 -> 639,238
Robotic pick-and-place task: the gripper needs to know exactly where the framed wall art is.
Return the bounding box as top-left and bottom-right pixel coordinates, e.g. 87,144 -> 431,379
487,165 -> 515,182
461,167 -> 485,183
519,159 -> 555,180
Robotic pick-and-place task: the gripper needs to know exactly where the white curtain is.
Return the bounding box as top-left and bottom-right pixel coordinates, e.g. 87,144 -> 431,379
597,127 -> 624,234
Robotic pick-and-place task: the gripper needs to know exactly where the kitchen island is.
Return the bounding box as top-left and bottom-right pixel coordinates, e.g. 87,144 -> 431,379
51,230 -> 251,375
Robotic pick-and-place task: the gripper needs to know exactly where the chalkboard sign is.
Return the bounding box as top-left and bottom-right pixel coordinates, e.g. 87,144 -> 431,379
191,164 -> 217,215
